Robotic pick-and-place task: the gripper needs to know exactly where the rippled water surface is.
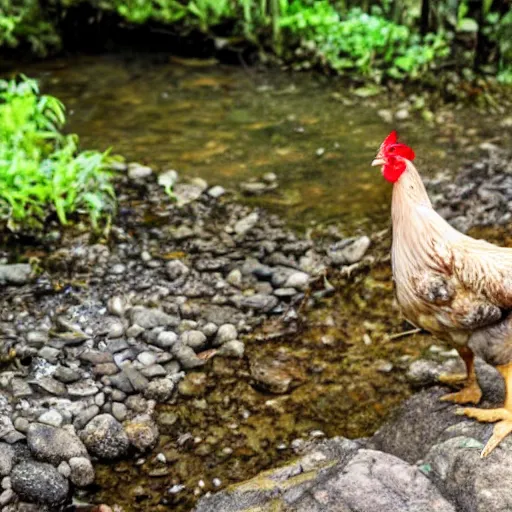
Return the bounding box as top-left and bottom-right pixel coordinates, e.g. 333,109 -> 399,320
11,53 -> 508,233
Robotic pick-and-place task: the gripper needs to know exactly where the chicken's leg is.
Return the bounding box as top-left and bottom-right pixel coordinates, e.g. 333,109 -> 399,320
439,346 -> 482,405
457,362 -> 512,457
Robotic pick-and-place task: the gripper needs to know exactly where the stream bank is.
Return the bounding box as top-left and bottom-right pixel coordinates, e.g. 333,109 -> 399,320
0,142 -> 510,511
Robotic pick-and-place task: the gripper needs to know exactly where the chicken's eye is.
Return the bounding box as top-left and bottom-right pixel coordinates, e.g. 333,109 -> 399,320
388,147 -> 395,152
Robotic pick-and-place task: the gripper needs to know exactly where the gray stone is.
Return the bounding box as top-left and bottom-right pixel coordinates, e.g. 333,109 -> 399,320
69,457 -> 95,487
240,294 -> 279,312
79,350 -> 114,365
57,461 -> 70,478
53,366 -> 82,384
67,380 -> 99,397
171,344 -> 205,369
180,330 -> 207,350
166,260 -> 190,281
128,164 -> 153,180
130,307 -> 179,329
11,461 -> 69,507
208,185 -> 226,198
157,169 -> 178,190
11,379 -> 33,399
218,340 -> 245,358
174,183 -> 204,206
234,212 -> 259,235
29,377 -> 66,396
80,414 -> 129,460
194,438 -> 455,512
226,269 -> 243,288
126,324 -> 145,338
74,405 -> 100,430
27,423 -> 87,465
214,324 -> 237,346
0,264 -> 32,285
124,415 -> 159,452
25,330 -> 48,346
154,331 -> 179,349
144,378 -> 175,402
107,296 -> 127,317
137,351 -> 157,366
123,365 -> 149,392
328,236 -> 371,265
140,364 -> 167,379
38,410 -> 63,428
112,402 -> 127,422
284,271 -> 310,290
0,444 -> 14,476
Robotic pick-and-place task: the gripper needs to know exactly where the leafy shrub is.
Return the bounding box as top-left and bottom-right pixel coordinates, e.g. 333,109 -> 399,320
0,0 -> 60,55
279,2 -> 450,81
0,77 -> 116,231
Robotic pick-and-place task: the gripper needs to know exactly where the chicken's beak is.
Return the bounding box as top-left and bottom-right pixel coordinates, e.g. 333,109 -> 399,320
371,158 -> 385,167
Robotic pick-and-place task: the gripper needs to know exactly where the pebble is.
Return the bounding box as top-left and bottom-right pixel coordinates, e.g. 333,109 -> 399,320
328,236 -> 371,265
69,457 -> 95,487
284,271 -> 309,290
208,185 -> 226,198
11,461 -> 69,507
124,415 -> 159,452
128,165 -> 153,180
137,352 -> 157,366
234,212 -> 259,235
218,340 -> 245,358
144,378 -> 175,402
180,330 -> 207,350
130,307 -> 179,329
0,444 -> 14,476
27,423 -> 87,465
80,414 -> 130,460
214,324 -> 237,346
38,410 -> 63,428
226,269 -> 243,288
112,403 -> 128,422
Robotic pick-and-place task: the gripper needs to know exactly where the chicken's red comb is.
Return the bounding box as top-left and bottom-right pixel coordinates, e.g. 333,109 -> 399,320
383,130 -> 398,147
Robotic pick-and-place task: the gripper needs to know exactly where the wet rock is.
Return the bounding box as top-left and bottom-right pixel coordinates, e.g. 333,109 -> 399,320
174,183 -> 204,206
240,294 -> 279,312
0,444 -> 15,476
0,264 -> 32,285
284,271 -> 309,290
80,414 -> 130,460
68,457 -> 95,487
195,438 -> 454,512
53,366 -> 82,384
250,358 -> 304,394
124,415 -> 159,452
128,164 -> 153,180
178,373 -> 208,397
37,410 -> 63,428
180,330 -> 207,351
328,236 -> 371,265
218,340 -> 245,358
208,185 -> 226,198
130,307 -> 179,329
144,378 -> 175,402
67,380 -> 100,398
11,461 -> 69,507
29,378 -> 67,396
107,296 -> 127,317
166,260 -> 190,281
234,212 -> 259,235
240,182 -> 267,195
213,324 -> 237,346
154,330 -> 178,349
27,424 -> 87,465
226,269 -> 243,288
171,344 -> 205,369
123,365 -> 149,392
74,406 -> 100,431
112,403 -> 128,422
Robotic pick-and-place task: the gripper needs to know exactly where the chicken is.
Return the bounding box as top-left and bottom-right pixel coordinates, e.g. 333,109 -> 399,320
372,131 -> 512,457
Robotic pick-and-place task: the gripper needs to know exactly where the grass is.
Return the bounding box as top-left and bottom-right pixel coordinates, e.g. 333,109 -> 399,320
0,76 -> 116,231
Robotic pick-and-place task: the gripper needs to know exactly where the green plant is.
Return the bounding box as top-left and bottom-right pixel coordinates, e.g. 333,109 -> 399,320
279,2 -> 449,81
0,77 -> 116,230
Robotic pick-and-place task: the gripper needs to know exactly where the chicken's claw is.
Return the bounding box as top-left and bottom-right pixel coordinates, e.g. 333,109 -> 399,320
440,382 -> 482,405
456,406 -> 512,457
438,372 -> 468,386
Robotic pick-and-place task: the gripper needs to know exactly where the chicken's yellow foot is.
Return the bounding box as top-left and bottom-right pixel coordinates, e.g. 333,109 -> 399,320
455,362 -> 512,458
456,407 -> 512,457
438,372 -> 468,385
440,381 -> 482,404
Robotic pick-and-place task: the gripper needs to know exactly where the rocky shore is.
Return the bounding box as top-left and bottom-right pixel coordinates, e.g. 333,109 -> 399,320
0,144 -> 510,511
0,161 -> 373,510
